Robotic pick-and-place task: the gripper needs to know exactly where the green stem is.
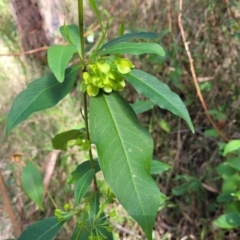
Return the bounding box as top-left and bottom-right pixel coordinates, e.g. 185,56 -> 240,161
78,0 -> 98,191
78,0 -> 84,62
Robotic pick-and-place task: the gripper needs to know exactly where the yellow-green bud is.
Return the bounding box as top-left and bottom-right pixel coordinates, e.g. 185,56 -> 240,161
97,62 -> 110,74
63,203 -> 70,211
87,84 -> 99,97
116,58 -> 135,74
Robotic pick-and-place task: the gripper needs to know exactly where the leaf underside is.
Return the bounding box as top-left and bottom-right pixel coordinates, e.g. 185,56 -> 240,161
90,91 -> 164,240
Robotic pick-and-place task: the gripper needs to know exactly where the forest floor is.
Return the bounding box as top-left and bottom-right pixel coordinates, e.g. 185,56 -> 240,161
1,0 -> 240,239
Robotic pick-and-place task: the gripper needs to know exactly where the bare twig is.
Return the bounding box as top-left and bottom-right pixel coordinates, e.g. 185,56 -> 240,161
43,150 -> 61,192
109,220 -> 143,239
178,0 -> 229,142
0,169 -> 22,238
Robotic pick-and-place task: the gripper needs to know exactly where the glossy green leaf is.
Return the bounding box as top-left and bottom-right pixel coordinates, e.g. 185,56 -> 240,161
228,158 -> 240,171
131,100 -> 154,114
124,69 -> 194,132
48,45 -> 77,83
18,216 -> 69,240
90,92 -> 165,240
97,42 -> 165,57
223,140 -> 240,156
69,160 -> 101,184
60,24 -> 80,45
52,129 -> 85,150
99,32 -> 158,51
6,67 -> 78,135
71,192 -> 113,240
214,212 -> 240,229
21,161 -> 44,210
150,160 -> 171,175
74,169 -> 95,204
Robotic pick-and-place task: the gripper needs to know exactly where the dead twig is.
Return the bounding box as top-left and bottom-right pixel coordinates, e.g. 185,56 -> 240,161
178,0 -> 229,142
43,150 -> 61,192
0,169 -> 22,238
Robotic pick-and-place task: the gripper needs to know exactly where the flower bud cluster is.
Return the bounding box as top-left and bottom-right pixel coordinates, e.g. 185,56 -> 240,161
81,57 -> 135,96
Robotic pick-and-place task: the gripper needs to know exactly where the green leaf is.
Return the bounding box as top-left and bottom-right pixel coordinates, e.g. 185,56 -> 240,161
213,212 -> 240,229
97,42 -> 165,57
60,24 -> 80,45
124,69 -> 194,133
74,169 -> 95,204
52,129 -> 85,150
217,162 -> 236,178
150,160 -> 171,175
223,140 -> 240,156
225,202 -> 240,213
71,192 -> 113,240
18,216 -> 68,240
69,160 -> 101,184
204,129 -> 219,137
99,32 -> 159,51
21,161 -> 44,210
172,184 -> 187,196
6,67 -> 78,135
221,175 -> 240,193
131,100 -> 154,114
48,45 -> 77,83
90,92 -> 165,240
228,158 -> 240,171
217,192 -> 233,203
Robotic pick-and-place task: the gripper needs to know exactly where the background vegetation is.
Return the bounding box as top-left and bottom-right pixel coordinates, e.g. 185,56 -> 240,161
0,0 -> 240,239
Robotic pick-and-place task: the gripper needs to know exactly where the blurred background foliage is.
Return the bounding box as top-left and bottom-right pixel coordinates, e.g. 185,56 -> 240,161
0,0 -> 240,239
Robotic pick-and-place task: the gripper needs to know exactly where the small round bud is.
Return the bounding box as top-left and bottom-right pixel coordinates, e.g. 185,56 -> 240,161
63,203 -> 70,211
108,210 -> 116,217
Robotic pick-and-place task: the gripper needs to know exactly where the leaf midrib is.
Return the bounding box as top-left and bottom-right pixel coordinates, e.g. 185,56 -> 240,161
128,70 -> 192,128
102,94 -> 148,227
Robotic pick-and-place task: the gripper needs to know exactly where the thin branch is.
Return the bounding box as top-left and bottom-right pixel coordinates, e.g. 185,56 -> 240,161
0,24 -> 101,57
0,169 -> 22,238
0,46 -> 49,57
178,0 -> 229,142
